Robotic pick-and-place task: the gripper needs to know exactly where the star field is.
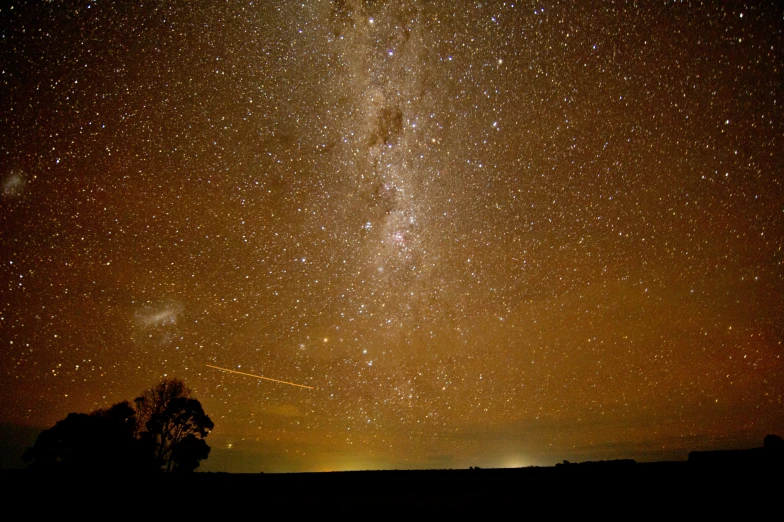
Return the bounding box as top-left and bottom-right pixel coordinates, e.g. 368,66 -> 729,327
1,0 -> 783,472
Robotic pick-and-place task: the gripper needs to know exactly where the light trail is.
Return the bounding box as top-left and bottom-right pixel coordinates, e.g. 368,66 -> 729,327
206,364 -> 314,390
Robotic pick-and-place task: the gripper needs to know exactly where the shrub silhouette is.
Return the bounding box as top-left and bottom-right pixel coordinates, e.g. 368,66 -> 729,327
764,434 -> 784,451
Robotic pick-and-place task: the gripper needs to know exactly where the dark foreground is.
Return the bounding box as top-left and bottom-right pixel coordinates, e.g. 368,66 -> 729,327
3,456 -> 782,514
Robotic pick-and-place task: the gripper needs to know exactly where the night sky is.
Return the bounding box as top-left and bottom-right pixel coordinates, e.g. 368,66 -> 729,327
1,0 -> 783,472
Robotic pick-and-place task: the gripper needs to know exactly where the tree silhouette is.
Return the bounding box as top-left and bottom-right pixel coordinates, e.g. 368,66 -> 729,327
171,433 -> 211,472
135,378 -> 214,471
133,377 -> 189,437
24,378 -> 212,472
22,401 -> 150,472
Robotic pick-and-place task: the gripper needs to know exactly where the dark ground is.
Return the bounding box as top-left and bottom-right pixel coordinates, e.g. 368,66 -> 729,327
2,458 -> 781,515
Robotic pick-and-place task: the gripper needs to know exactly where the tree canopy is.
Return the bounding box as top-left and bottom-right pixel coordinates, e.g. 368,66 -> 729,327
135,378 -> 214,472
23,378 -> 213,473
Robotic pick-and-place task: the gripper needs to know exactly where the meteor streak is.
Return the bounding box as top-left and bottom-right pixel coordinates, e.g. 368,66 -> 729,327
206,364 -> 314,390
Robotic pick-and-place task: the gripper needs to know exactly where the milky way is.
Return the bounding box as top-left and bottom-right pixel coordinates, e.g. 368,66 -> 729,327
1,1 -> 782,472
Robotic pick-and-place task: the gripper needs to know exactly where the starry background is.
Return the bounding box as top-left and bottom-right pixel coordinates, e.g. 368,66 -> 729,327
1,0 -> 783,472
